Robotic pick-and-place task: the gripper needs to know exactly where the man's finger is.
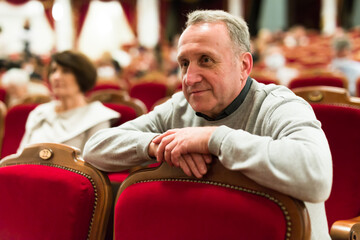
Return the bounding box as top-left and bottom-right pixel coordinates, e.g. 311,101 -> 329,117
183,154 -> 203,178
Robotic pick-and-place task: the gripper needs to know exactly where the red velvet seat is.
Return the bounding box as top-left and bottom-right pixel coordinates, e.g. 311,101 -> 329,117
1,103 -> 39,159
114,160 -> 311,240
88,89 -> 147,117
103,103 -> 138,126
86,82 -> 122,97
288,73 -> 347,90
129,82 -> 170,111
311,104 -> 360,231
293,86 -> 360,239
0,143 -> 112,240
0,87 -> 7,104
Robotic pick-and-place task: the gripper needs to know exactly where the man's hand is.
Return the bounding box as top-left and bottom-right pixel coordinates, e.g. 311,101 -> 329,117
178,153 -> 212,178
150,127 -> 217,178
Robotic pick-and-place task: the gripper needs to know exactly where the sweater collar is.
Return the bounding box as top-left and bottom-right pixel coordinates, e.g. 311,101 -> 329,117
196,76 -> 252,121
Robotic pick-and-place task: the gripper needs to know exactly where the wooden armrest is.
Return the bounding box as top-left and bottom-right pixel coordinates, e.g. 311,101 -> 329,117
330,216 -> 360,240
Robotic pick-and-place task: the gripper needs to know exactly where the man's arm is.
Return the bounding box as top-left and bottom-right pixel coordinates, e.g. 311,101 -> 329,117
83,99 -> 174,172
149,100 -> 332,203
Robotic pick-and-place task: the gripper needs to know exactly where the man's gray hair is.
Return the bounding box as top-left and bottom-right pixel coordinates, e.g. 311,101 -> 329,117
186,10 -> 251,53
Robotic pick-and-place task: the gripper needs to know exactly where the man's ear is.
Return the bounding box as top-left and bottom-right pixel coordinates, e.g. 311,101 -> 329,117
240,52 -> 253,80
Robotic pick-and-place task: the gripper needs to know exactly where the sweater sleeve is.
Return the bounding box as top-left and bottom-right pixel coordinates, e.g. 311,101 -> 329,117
83,99 -> 173,172
208,100 -> 332,203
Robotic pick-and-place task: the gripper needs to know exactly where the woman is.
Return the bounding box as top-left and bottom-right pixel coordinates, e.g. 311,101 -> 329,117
18,50 -> 120,154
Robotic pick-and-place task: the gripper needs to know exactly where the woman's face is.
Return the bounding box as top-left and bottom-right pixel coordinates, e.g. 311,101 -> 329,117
49,62 -> 82,98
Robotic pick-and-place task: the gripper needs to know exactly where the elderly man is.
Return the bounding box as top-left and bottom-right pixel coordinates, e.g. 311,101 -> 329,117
84,10 -> 332,239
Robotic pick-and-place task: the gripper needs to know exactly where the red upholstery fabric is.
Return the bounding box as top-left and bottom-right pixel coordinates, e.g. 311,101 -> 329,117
311,104 -> 360,228
288,76 -> 345,90
115,181 -> 286,240
129,82 -> 168,111
86,83 -> 122,97
0,87 -> 7,103
0,164 -> 95,240
103,103 -> 137,126
108,170 -> 130,183
1,104 -> 38,158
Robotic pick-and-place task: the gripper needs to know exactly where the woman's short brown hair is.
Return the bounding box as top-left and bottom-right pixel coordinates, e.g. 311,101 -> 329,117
50,51 -> 97,93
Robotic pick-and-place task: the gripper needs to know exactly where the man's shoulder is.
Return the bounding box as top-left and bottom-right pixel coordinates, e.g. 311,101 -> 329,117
251,80 -> 296,99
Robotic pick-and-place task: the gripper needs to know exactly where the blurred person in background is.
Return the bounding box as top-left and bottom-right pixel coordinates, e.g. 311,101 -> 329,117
1,67 -> 50,107
262,44 -> 299,86
330,36 -> 360,96
18,50 -> 119,154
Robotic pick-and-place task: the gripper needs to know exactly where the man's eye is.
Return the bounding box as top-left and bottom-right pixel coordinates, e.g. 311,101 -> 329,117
201,56 -> 213,64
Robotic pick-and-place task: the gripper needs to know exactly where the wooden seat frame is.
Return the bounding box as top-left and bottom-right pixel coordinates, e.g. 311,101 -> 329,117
115,159 -> 311,240
292,86 -> 360,108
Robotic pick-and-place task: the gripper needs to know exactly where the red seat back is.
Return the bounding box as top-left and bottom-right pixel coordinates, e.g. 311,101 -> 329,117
86,83 -> 122,97
0,87 -> 7,103
129,82 -> 169,111
114,160 -> 311,240
0,143 -> 112,240
1,103 -> 38,158
103,103 -> 137,126
311,104 -> 360,228
289,75 -> 345,90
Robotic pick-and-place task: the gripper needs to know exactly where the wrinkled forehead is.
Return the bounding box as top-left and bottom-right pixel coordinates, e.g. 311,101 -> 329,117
178,22 -> 230,47
177,22 -> 232,59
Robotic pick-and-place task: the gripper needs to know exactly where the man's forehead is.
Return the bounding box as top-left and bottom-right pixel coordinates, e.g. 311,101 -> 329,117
179,22 -> 228,42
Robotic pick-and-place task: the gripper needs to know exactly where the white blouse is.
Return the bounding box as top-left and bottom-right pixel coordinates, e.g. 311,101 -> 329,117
18,100 -> 120,155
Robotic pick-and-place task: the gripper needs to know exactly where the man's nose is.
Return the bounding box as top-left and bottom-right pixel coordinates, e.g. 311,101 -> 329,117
184,63 -> 201,86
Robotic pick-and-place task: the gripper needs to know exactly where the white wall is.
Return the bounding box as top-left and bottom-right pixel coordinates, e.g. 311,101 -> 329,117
0,1 -> 55,56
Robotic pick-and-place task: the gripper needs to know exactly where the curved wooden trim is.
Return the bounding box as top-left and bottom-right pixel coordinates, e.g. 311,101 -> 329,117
0,101 -> 7,158
330,217 -> 360,240
293,86 -> 360,107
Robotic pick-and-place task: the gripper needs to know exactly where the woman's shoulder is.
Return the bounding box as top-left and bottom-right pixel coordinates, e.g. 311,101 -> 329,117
86,101 -> 120,119
28,101 -> 56,117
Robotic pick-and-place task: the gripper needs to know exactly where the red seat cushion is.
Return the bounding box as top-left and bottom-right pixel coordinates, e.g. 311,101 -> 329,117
312,104 -> 360,228
114,181 -> 286,240
0,164 -> 95,240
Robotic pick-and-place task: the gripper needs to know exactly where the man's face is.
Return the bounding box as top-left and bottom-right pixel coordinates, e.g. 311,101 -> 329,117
177,22 -> 245,118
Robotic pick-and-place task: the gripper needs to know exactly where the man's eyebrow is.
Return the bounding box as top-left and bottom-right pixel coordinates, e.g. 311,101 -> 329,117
177,50 -> 216,62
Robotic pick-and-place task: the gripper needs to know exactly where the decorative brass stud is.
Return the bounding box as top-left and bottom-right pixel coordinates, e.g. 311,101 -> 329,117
39,148 -> 53,160
308,91 -> 324,102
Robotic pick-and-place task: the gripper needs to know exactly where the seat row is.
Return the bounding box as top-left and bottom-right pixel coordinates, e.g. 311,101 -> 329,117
0,142 -> 311,240
0,85 -> 359,239
251,68 -> 360,97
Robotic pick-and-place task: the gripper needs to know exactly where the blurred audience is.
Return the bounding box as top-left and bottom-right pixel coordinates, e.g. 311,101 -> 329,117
1,67 -> 50,107
262,44 -> 299,86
